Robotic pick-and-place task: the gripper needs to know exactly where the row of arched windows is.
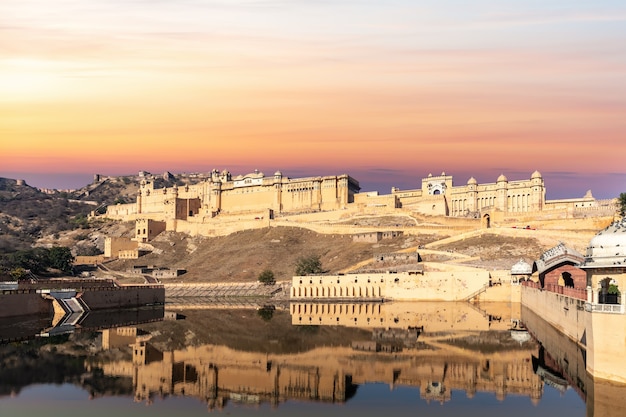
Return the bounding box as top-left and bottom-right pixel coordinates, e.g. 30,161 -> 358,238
450,195 -> 496,216
293,286 -> 382,298
507,194 -> 532,212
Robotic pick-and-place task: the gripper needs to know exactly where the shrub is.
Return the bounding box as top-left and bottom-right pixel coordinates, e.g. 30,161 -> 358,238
619,192 -> 626,217
9,267 -> 28,280
295,254 -> 323,276
258,269 -> 275,285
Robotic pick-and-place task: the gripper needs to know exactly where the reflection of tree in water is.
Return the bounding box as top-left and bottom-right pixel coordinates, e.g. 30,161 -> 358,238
0,333 -> 133,398
257,305 -> 275,321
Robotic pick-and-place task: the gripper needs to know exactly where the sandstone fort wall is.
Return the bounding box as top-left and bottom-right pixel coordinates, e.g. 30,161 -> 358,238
291,269 -> 490,302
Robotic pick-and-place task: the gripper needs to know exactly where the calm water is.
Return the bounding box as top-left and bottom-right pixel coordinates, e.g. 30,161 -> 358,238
0,302 -> 620,416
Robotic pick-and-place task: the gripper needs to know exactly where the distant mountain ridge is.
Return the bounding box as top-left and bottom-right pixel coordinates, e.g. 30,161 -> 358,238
0,172 -> 208,254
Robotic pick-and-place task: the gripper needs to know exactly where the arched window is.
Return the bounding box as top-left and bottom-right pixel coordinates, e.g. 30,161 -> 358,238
599,277 -> 621,304
561,272 -> 574,288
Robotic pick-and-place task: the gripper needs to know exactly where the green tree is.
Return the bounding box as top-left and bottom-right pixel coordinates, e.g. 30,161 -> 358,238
295,254 -> 323,276
619,192 -> 626,217
47,246 -> 74,273
258,269 -> 276,285
9,267 -> 28,280
9,248 -> 48,274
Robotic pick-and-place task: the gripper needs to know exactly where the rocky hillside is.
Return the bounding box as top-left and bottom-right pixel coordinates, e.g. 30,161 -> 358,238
0,172 -> 172,254
0,178 -> 95,252
100,222 -> 574,284
105,225 -> 446,282
70,172 -> 206,207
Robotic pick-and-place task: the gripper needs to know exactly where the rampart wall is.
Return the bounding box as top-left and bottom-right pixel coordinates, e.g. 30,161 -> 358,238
291,270 -> 490,302
74,255 -> 107,265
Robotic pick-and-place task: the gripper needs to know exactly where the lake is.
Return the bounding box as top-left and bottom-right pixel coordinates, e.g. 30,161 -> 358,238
0,302 -> 623,416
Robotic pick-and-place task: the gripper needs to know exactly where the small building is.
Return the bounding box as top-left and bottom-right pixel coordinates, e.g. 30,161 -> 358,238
152,268 -> 185,280
353,231 -> 403,243
128,265 -> 184,279
135,218 -> 166,242
118,249 -> 149,259
104,237 -> 139,259
580,218 -> 626,308
533,242 -> 585,290
374,252 -> 420,264
510,259 -> 532,284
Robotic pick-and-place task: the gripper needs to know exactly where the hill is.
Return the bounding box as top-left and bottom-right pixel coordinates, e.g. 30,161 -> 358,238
99,220 -> 599,284
0,178 -> 94,252
104,225 -> 444,282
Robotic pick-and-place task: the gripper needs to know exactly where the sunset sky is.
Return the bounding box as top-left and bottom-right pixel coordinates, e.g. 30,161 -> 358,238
1,0 -> 625,199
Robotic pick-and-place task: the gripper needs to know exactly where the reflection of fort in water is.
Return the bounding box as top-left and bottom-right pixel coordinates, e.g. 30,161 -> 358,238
96,304 -> 543,410
289,301 -> 519,332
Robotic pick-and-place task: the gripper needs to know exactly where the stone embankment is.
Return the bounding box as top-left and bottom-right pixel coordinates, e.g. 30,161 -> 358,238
164,281 -> 292,308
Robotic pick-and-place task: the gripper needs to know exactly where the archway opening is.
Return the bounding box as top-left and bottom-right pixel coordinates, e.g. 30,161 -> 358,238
482,214 -> 490,229
561,272 -> 574,288
599,277 -> 621,304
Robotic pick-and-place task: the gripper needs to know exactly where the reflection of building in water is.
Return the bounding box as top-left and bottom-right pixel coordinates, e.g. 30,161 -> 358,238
522,305 -> 626,417
290,301 -> 520,332
95,322 -> 542,409
102,327 -> 146,349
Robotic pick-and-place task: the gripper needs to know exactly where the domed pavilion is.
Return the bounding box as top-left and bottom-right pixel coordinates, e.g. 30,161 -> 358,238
580,217 -> 626,309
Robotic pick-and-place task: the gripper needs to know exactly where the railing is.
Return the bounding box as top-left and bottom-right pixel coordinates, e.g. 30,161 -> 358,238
521,280 -> 540,289
544,284 -> 587,301
584,303 -> 625,314
463,283 -> 490,301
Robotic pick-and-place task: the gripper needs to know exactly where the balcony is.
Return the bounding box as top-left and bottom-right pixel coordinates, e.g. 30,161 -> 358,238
584,303 -> 625,314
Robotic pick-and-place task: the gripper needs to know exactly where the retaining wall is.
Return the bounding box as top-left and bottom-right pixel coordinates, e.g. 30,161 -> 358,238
80,285 -> 164,310
521,285 -> 626,384
0,290 -> 52,318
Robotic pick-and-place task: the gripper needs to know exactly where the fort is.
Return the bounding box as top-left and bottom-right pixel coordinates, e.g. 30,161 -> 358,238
98,169 -> 616,238
38,167 -> 626,389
